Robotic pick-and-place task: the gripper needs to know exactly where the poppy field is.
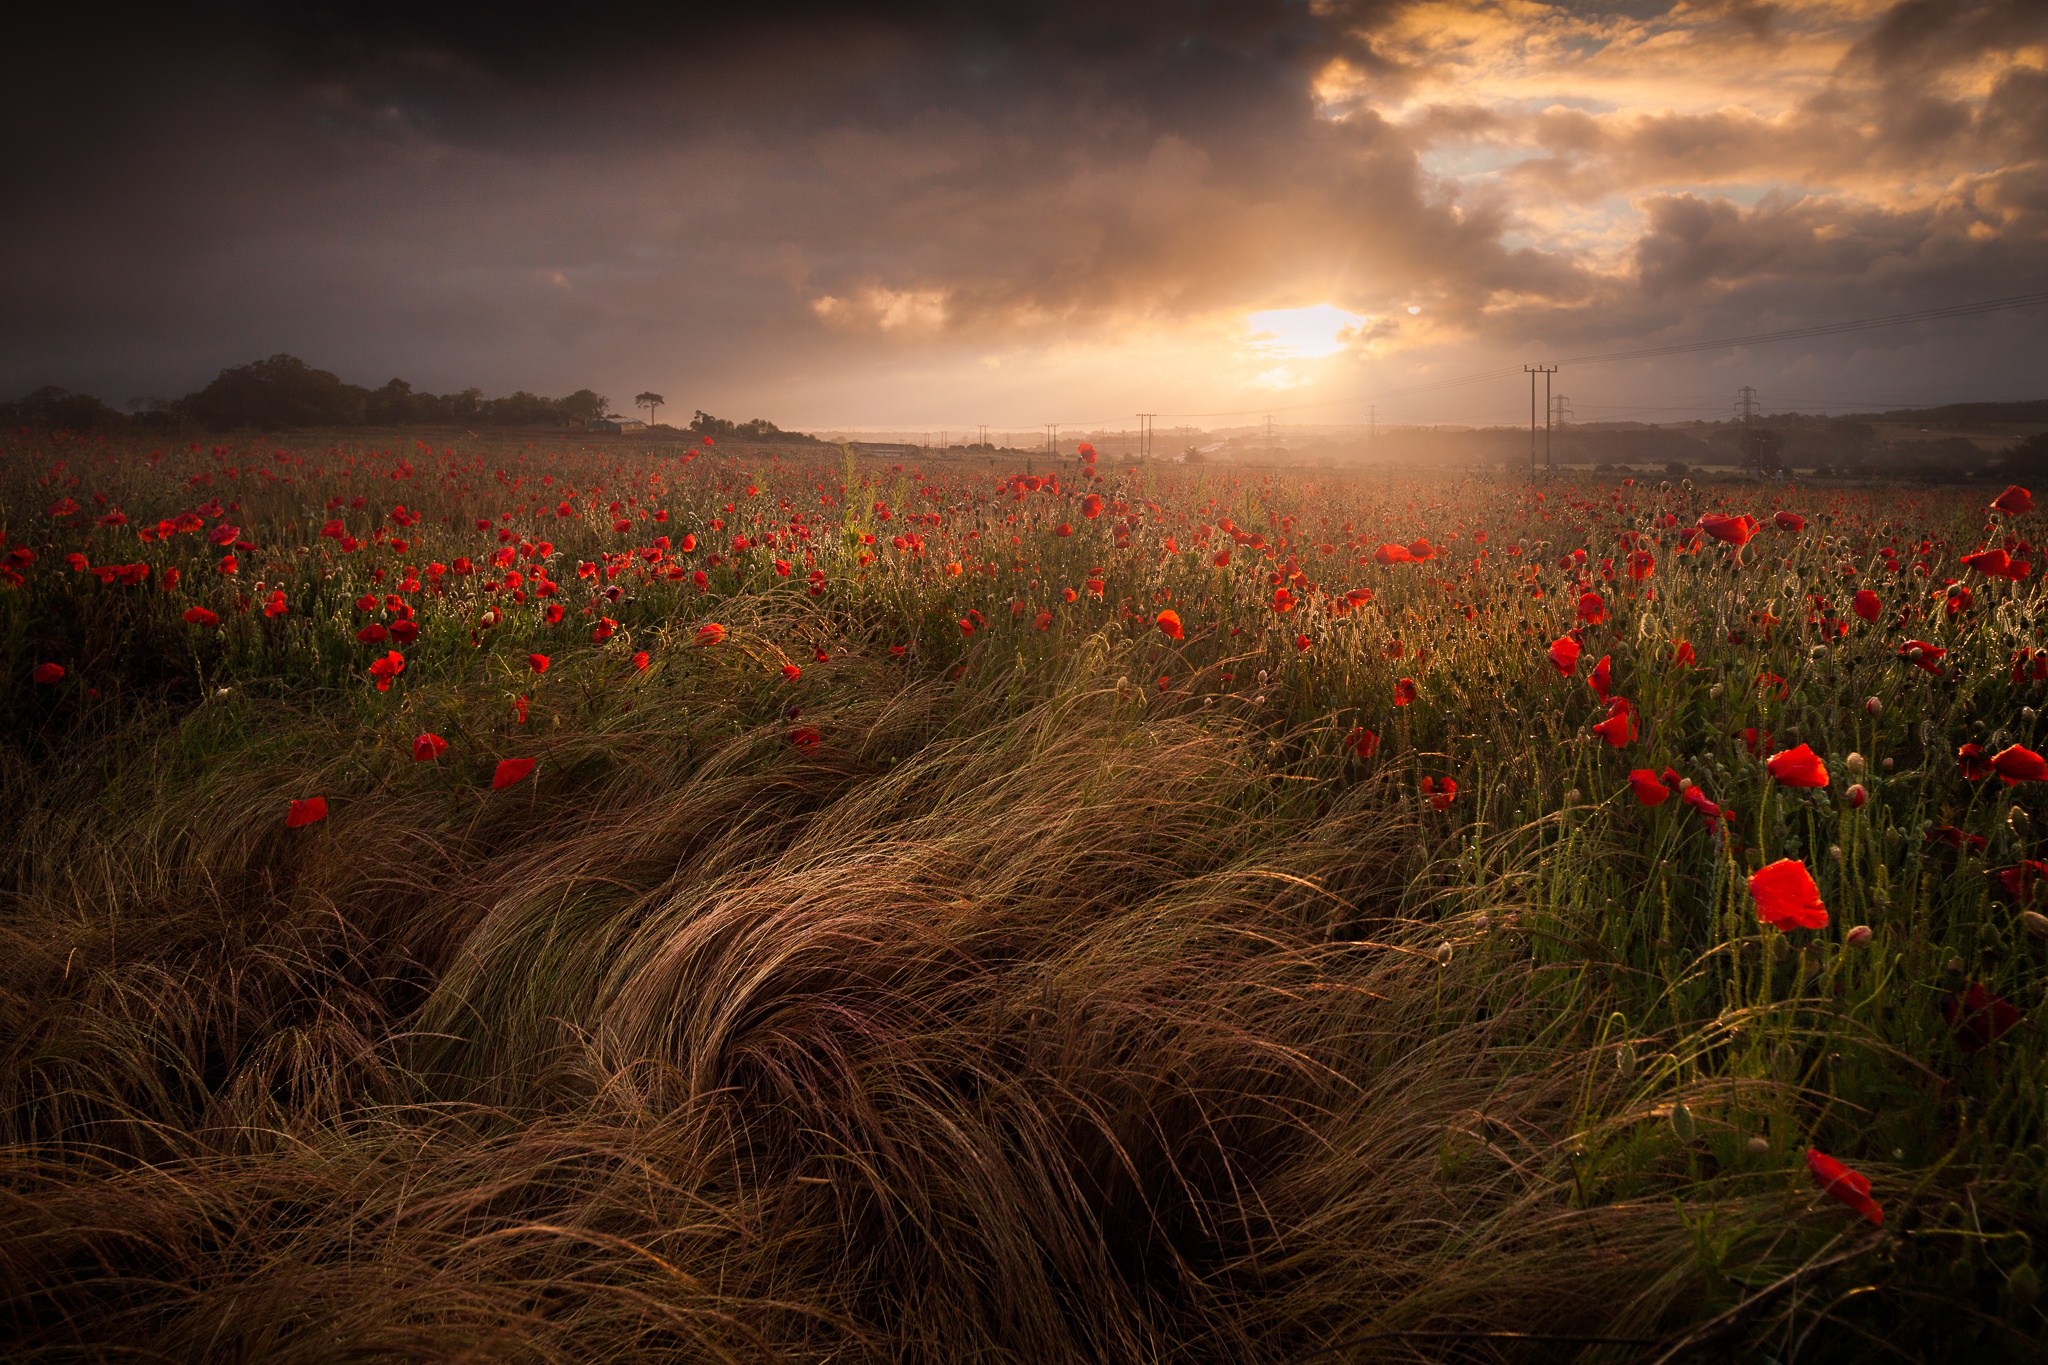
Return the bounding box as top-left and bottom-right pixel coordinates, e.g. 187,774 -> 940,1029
4,431 -> 2048,1360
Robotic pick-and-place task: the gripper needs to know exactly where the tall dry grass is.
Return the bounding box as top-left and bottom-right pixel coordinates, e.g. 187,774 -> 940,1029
0,641 -> 1843,1363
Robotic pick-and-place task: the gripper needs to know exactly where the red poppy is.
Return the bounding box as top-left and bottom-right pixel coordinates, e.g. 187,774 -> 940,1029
1344,727 -> 1381,759
1156,609 -> 1184,640
1628,768 -> 1671,805
1851,588 -> 1880,622
286,796 -> 328,829
1958,743 -> 1993,781
1034,610 -> 1052,630
31,662 -> 63,684
1997,859 -> 2048,900
1765,743 -> 1829,788
413,732 -> 448,762
1698,512 -> 1760,547
1406,538 -> 1434,561
1576,591 -> 1606,624
1671,639 -> 1695,667
1773,511 -> 1806,532
1941,981 -> 2022,1054
1682,784 -> 1722,829
1547,636 -> 1582,676
492,758 -> 535,789
1991,485 -> 2033,515
1082,494 -> 1103,519
356,623 -> 388,644
390,620 -> 418,644
1626,550 -> 1655,581
368,651 -> 406,692
1420,775 -> 1457,810
696,623 -> 726,646
1961,547 -> 2017,579
790,726 -> 822,750
1394,677 -> 1417,706
1805,1150 -> 1882,1226
1749,858 -> 1828,930
1899,639 -> 1947,674
1210,548 -> 1229,565
1994,744 -> 2048,783
1588,654 -> 1611,700
632,651 -> 650,670
591,616 -> 616,641
1272,586 -> 1296,613
264,590 -> 289,618
1929,825 -> 1988,852
182,606 -> 219,626
1590,699 -> 1636,748
1742,727 -> 1772,756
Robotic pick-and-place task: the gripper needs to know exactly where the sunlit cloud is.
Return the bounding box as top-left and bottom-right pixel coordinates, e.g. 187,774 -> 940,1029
1244,304 -> 1369,360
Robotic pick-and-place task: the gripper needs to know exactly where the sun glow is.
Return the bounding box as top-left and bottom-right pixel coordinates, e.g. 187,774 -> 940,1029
1243,304 -> 1368,360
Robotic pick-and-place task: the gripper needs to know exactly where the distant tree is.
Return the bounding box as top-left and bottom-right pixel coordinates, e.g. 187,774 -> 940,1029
366,378 -> 419,425
556,390 -> 610,425
635,391 -> 665,425
2002,430 -> 2048,481
179,354 -> 368,430
1664,461 -> 1690,479
0,386 -> 123,430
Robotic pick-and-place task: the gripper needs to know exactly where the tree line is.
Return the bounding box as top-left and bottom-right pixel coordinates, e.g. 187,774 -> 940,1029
2,355 -> 613,432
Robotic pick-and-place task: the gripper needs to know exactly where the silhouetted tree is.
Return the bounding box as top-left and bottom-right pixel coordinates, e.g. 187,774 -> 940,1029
635,391 -> 664,424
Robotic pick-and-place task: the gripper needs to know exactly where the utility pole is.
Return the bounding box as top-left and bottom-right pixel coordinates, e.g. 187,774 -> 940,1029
1550,394 -> 1571,472
1136,413 -> 1156,461
977,424 -> 988,449
1523,364 -> 1557,483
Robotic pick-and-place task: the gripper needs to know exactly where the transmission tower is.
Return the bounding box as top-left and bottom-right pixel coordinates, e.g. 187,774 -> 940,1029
1137,413 -> 1156,461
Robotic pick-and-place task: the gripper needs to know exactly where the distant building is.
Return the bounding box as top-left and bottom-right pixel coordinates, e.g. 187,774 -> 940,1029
590,417 -> 646,433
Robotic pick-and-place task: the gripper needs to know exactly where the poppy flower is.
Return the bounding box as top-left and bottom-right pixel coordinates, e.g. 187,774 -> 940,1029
1698,512 -> 1760,547
1034,610 -> 1052,629
182,606 -> 219,626
1749,858 -> 1828,930
1626,550 -> 1655,581
519,651 -> 548,676
1082,494 -> 1103,519
285,796 -> 328,828
1590,698 -> 1636,748
1852,588 -> 1880,622
1991,485 -> 2033,515
781,663 -> 802,681
1394,677 -> 1417,706
356,623 -> 389,644
1272,586 -> 1296,613
1294,633 -> 1312,652
1961,547 -> 2016,579
1993,744 -> 2048,784
1773,511 -> 1806,532
1898,639 -> 1947,674
1805,1151 -> 1882,1226
1671,639 -> 1695,668
1958,743 -> 1993,781
1997,860 -> 2048,901
1587,654 -> 1611,700
368,651 -> 406,692
264,590 -> 288,618
696,623 -> 726,646
31,662 -> 63,684
1941,981 -> 2022,1054
632,651 -> 650,670
413,732 -> 448,762
1576,591 -> 1606,625
790,725 -> 822,750
492,758 -> 535,789
1373,543 -> 1414,565
1345,727 -> 1381,759
1628,769 -> 1671,805
1765,743 -> 1829,788
1929,824 -> 1987,852
390,620 -> 419,644
1742,727 -> 1771,756
1420,775 -> 1457,810
1156,609 -> 1184,640
1682,784 -> 1723,829
1547,636 -> 1582,676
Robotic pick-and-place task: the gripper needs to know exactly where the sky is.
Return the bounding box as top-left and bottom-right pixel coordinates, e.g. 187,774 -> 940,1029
5,0 -> 2047,431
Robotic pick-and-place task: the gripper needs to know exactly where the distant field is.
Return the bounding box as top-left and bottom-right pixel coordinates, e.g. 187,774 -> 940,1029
4,434 -> 2046,1361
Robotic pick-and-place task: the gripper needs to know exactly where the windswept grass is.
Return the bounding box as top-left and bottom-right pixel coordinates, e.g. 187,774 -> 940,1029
0,434 -> 2041,1360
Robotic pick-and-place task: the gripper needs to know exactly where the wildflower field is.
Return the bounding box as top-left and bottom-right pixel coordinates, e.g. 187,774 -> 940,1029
4,430 -> 2047,1362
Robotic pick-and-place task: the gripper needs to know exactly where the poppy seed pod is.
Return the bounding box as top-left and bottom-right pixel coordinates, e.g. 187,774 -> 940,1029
1671,1101 -> 1696,1143
1846,925 -> 1873,946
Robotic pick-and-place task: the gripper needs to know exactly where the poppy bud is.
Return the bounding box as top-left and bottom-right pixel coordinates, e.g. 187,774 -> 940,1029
1745,1135 -> 1769,1155
1846,783 -> 1867,808
1670,1100 -> 1696,1144
1865,696 -> 1883,717
1616,1045 -> 1636,1078
1434,941 -> 1453,966
1845,925 -> 1872,946
2025,910 -> 2048,939
2028,707 -> 2041,723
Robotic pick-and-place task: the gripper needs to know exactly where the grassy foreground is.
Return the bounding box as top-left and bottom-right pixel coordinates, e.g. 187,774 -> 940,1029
1,433 -> 2044,1361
